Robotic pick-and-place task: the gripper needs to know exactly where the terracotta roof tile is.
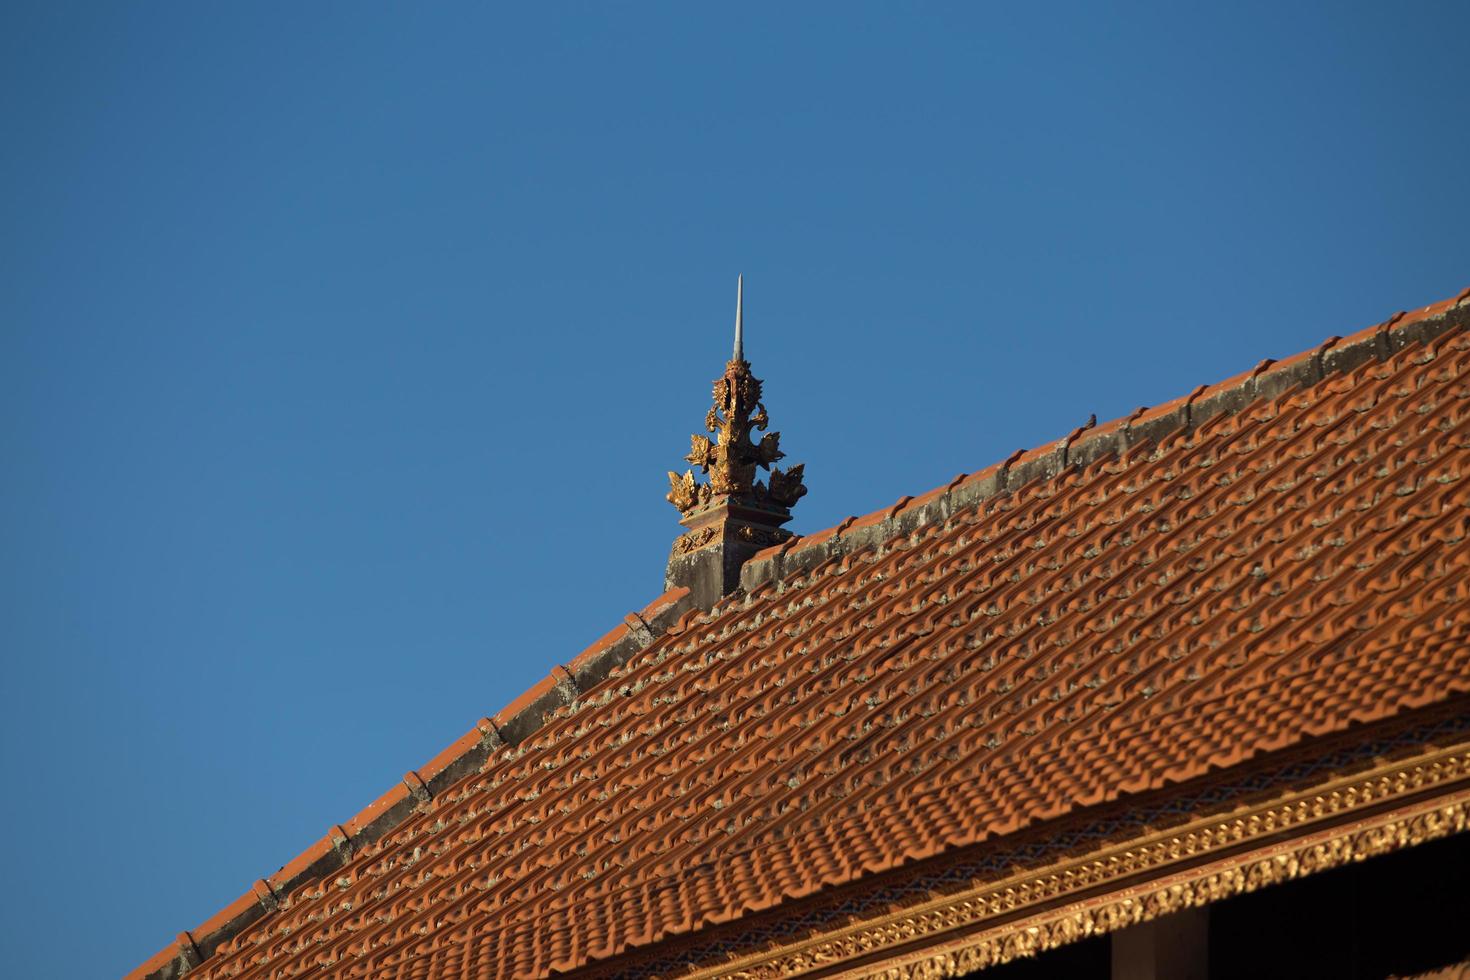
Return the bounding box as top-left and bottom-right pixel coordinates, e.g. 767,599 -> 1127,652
130,289 -> 1470,979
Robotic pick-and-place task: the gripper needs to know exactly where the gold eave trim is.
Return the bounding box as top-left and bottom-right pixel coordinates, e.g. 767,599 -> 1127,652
685,742 -> 1470,980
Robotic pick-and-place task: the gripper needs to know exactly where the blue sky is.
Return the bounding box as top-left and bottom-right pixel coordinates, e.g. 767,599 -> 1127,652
2,4 -> 1467,976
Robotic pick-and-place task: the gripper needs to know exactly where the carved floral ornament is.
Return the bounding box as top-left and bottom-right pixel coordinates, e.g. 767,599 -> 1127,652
667,357 -> 807,515
667,279 -> 806,518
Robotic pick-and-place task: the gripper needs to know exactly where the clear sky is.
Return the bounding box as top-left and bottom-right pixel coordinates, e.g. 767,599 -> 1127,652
3,4 -> 1468,976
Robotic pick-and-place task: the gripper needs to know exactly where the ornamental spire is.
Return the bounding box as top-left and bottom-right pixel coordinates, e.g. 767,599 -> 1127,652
734,273 -> 743,360
664,279 -> 807,603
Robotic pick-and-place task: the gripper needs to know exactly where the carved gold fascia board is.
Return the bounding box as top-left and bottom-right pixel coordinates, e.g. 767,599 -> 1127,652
684,743 -> 1470,980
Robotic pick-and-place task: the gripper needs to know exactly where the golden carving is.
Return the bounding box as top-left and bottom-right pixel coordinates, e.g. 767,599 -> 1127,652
857,800 -> 1470,980
736,526 -> 792,547
667,470 -> 709,515
669,523 -> 791,557
681,744 -> 1470,980
668,357 -> 806,516
672,526 -> 720,556
766,463 -> 807,509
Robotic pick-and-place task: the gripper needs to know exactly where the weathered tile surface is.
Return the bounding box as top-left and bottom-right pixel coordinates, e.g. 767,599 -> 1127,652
131,293 -> 1470,979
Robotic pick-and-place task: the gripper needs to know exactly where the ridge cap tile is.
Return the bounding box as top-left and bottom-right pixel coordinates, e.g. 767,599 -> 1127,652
737,286 -> 1470,594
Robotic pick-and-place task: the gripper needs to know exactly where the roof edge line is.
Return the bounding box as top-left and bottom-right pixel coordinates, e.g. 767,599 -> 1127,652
124,284 -> 1470,980
740,288 -> 1470,596
124,585 -> 697,980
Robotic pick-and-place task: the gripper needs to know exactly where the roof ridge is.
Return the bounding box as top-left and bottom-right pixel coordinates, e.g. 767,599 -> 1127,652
737,286 -> 1470,598
125,284 -> 1470,980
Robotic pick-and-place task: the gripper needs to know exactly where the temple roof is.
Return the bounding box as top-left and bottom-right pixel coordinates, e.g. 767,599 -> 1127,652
129,287 -> 1470,980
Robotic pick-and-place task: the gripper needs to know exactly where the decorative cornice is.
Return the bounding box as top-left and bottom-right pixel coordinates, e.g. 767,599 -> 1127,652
853,797 -> 1470,980
680,743 -> 1470,979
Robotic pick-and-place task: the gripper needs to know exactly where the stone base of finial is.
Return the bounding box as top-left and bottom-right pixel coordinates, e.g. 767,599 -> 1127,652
664,499 -> 793,608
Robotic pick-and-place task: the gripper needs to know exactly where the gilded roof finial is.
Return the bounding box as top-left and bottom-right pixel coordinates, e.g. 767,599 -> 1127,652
666,279 -> 806,524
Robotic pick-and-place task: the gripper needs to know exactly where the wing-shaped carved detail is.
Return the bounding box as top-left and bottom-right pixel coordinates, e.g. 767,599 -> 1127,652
686,435 -> 716,470
756,431 -> 784,467
766,463 -> 807,508
667,353 -> 806,518
667,469 -> 698,514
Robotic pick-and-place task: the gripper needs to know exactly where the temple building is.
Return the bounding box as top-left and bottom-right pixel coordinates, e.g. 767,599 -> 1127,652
128,284 -> 1470,979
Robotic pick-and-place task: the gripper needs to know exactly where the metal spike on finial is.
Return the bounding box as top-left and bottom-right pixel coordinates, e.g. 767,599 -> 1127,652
666,273 -> 807,534
734,274 -> 744,361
